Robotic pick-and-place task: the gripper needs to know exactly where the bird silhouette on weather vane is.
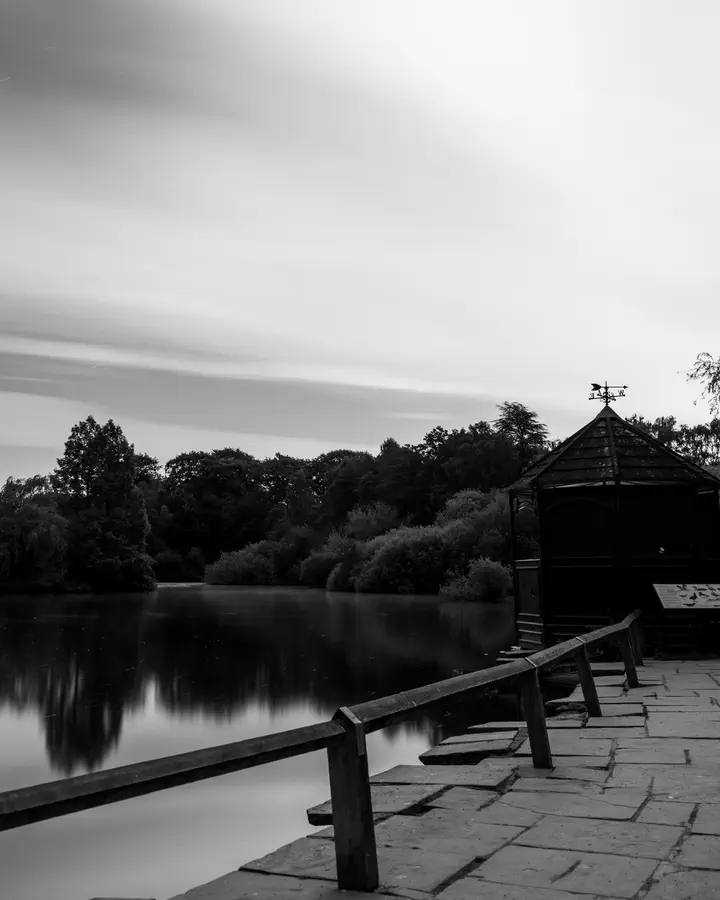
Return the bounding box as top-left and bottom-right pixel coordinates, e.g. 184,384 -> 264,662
589,381 -> 628,405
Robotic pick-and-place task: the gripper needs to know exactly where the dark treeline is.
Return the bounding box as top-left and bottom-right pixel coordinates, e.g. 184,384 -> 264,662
0,589 -> 518,774
2,403 -> 720,594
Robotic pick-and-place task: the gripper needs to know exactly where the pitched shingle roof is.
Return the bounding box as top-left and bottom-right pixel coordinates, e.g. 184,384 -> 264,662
508,405 -> 720,492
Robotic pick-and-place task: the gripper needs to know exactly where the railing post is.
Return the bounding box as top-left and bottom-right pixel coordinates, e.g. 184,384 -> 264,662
630,620 -> 644,667
573,640 -> 602,717
519,665 -> 553,769
619,631 -> 639,688
327,707 -> 379,892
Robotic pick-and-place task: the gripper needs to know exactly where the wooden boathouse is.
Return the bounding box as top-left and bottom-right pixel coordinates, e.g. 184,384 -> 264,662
508,393 -> 720,653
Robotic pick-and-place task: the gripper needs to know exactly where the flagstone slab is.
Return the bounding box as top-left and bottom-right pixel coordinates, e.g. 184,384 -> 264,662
673,835 -> 720,869
307,784 -> 444,825
578,727 -> 646,739
370,764 -> 516,789
664,675 -> 719,689
420,740 -> 513,764
568,685 -> 626,699
245,837 -> 480,895
645,698 -> 716,706
515,815 -> 683,858
547,719 -> 584,728
642,866 -> 720,900
585,716 -> 646,728
440,731 -> 518,745
591,662 -> 627,672
649,719 -> 720,738
592,676 -> 627,686
614,747 -> 688,765
516,735 -> 612,758
624,686 -> 668,698
470,844 -> 658,898
692,804 -> 720,834
606,765 -> 675,791
370,811 -> 523,856
466,721 -> 525,733
498,789 -> 646,820
168,872 -> 400,899
637,801 -> 696,826
425,799 -> 543,829
425,787 -> 507,812
548,766 -> 609,784
517,756 -> 610,769
617,737 -> 715,753
652,769 -> 720,802
437,880 -> 609,900
599,703 -> 645,716
508,778 -> 603,794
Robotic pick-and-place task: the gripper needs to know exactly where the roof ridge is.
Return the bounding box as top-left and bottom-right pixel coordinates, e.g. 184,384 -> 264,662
510,416 -> 602,487
507,407 -> 720,491
615,416 -> 720,482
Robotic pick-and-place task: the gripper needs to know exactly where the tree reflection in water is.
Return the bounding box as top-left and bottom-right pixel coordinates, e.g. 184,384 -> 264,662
0,587 -> 519,775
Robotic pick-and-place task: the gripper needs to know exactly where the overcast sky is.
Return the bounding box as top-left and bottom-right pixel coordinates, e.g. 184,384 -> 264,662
1,0 -> 719,480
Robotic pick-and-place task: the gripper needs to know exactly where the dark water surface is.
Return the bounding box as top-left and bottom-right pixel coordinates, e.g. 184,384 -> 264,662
0,586 -> 517,900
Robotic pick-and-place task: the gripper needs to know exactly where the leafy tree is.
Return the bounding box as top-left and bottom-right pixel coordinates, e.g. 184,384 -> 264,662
132,452 -> 161,485
163,449 -> 271,561
345,502 -> 400,541
416,422 -> 520,510
493,402 -> 550,467
687,351 -> 720,413
0,477 -> 68,590
53,417 -> 154,592
439,557 -> 512,603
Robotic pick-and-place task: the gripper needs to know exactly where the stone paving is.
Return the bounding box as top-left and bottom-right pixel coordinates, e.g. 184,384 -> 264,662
167,660 -> 720,900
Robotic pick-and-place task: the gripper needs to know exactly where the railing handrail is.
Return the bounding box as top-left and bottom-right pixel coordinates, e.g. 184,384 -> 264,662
0,720 -> 346,833
350,609 -> 641,730
0,607 -> 644,892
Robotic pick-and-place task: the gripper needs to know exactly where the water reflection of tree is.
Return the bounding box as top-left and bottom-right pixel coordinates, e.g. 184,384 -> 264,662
0,597 -> 144,774
0,589 -> 519,774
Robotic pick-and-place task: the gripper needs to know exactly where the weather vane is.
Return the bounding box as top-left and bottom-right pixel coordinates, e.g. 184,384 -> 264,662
589,381 -> 628,405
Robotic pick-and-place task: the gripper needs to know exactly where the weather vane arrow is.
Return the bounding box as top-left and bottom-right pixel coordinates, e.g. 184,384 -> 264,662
589,381 -> 628,405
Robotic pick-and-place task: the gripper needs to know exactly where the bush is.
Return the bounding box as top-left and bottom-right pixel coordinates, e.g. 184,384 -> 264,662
326,560 -> 356,592
120,554 -> 157,591
153,548 -> 205,582
345,502 -> 399,540
439,557 -> 511,603
205,541 -> 278,585
299,531 -> 358,588
434,490 -> 495,526
354,526 -> 455,594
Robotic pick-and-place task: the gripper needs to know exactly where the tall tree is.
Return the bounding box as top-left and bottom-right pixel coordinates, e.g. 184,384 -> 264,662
53,417 -> 153,591
0,476 -> 68,589
493,402 -> 550,467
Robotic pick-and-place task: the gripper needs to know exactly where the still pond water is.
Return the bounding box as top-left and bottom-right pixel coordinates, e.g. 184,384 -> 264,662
0,586 -> 518,900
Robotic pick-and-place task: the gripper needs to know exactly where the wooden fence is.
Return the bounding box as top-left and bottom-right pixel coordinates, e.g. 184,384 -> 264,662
0,609 -> 643,893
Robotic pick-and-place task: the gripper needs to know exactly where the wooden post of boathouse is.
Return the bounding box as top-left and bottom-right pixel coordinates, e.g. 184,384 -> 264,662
507,383 -> 720,654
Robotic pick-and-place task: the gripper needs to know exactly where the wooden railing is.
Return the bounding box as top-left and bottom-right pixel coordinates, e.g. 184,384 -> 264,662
0,609 -> 643,894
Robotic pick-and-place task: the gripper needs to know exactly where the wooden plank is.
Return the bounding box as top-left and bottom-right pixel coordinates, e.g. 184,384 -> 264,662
619,632 -> 639,689
0,721 -> 345,832
520,668 -> 552,769
630,621 -> 645,667
349,658 -> 532,732
574,645 -> 602,717
327,708 -> 378,891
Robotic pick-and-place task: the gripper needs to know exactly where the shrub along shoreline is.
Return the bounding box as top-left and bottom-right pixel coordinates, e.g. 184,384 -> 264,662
205,490 -> 538,602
